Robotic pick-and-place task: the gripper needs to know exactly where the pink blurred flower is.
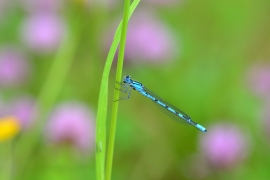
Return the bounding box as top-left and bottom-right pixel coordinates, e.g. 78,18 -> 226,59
20,0 -> 63,13
126,12 -> 178,62
21,13 -> 67,54
199,123 -> 249,169
0,47 -> 30,87
10,97 -> 38,130
247,64 -> 270,98
0,96 -> 38,130
104,11 -> 178,63
45,102 -> 95,152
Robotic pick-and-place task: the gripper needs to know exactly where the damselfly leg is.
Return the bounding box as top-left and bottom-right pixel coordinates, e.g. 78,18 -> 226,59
114,81 -> 129,93
114,82 -> 132,101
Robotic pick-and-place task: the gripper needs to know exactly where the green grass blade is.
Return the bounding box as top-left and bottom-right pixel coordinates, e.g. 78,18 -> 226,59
95,0 -> 141,180
105,0 -> 141,180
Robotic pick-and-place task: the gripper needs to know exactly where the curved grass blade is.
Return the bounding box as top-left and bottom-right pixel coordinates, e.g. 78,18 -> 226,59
95,1 -> 141,180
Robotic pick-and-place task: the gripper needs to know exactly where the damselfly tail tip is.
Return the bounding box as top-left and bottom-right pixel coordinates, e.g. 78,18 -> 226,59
200,128 -> 207,133
196,124 -> 207,133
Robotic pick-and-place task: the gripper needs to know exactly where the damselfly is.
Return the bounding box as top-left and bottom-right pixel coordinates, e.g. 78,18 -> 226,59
117,75 -> 207,132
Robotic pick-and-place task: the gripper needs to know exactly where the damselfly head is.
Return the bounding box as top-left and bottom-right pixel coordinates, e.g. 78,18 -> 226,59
123,75 -> 131,83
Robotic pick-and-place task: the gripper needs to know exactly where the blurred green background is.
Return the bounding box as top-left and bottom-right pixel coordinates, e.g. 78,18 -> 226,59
0,0 -> 270,179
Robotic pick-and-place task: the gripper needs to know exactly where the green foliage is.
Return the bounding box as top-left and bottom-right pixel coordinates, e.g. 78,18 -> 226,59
1,0 -> 270,179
